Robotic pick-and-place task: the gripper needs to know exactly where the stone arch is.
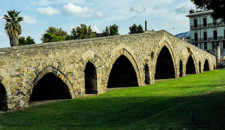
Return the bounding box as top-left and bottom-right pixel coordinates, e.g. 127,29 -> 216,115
29,66 -> 74,101
155,44 -> 176,79
144,64 -> 150,85
0,82 -> 7,111
179,60 -> 183,77
186,55 -> 197,74
199,61 -> 202,73
106,47 -> 140,87
0,69 -> 12,110
204,59 -> 210,71
84,62 -> 97,94
107,54 -> 138,88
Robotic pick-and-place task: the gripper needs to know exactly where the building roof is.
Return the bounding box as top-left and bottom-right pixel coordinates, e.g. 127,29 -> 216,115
186,10 -> 213,17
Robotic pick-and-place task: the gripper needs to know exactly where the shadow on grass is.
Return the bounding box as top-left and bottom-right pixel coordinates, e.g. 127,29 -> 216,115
1,89 -> 225,129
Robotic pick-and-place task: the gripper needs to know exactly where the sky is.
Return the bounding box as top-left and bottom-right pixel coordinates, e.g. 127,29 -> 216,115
0,0 -> 196,48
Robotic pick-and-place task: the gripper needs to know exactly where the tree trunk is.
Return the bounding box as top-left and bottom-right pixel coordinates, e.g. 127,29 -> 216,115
9,34 -> 19,47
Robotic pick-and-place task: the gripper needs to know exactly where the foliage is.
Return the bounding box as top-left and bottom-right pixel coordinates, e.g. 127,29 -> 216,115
129,24 -> 144,34
19,36 -> 35,46
41,27 -> 68,43
42,33 -> 64,43
71,24 -> 96,40
189,9 -> 195,14
3,10 -> 23,46
191,0 -> 225,20
109,24 -> 119,36
102,26 -> 110,36
102,24 -> 119,36
1,70 -> 225,129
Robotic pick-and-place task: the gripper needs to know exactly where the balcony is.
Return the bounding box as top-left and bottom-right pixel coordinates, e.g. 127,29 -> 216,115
207,37 -> 225,41
200,38 -> 207,42
190,22 -> 225,30
219,36 -> 225,40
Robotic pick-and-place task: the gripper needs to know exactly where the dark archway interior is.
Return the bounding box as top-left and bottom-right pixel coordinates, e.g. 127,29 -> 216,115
179,60 -> 183,77
144,64 -> 150,84
107,55 -> 138,88
199,62 -> 201,73
85,62 -> 97,94
155,46 -> 175,79
30,73 -> 71,101
186,56 -> 196,74
204,60 -> 210,71
0,83 -> 7,111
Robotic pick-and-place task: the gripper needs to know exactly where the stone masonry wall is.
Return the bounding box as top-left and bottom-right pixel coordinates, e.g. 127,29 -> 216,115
0,30 -> 216,110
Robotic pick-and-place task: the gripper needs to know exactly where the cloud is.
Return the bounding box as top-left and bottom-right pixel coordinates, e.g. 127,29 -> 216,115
31,0 -> 52,6
175,6 -> 189,14
22,15 -> 37,24
63,3 -> 103,18
31,0 -> 86,6
105,6 -> 146,21
93,25 -> 100,33
130,6 -> 146,14
0,33 -> 6,36
36,7 -> 60,15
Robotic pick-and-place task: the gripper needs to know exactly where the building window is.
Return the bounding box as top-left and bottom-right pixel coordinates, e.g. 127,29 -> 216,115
203,18 -> 207,27
194,19 -> 198,28
212,42 -> 215,49
204,42 -> 207,50
195,43 -> 198,47
223,41 -> 225,49
195,33 -> 198,41
214,30 -> 217,40
213,19 -> 217,25
224,30 -> 225,38
204,32 -> 207,40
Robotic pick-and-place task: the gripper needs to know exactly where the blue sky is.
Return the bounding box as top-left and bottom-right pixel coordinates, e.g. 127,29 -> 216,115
0,0 -> 195,48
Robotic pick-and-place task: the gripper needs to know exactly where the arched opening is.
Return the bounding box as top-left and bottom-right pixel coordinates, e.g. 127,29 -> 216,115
107,55 -> 138,88
199,61 -> 202,73
155,46 -> 175,79
144,64 -> 150,84
204,59 -> 210,71
30,73 -> 72,101
179,60 -> 183,77
85,62 -> 97,94
186,56 -> 196,74
0,83 -> 7,111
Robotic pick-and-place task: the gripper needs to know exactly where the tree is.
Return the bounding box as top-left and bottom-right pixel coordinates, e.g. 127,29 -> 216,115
102,24 -> 119,36
70,24 -> 96,40
42,33 -> 64,43
41,27 -> 68,43
137,25 -> 144,33
102,26 -> 110,36
129,24 -> 144,34
109,24 -> 119,36
19,36 -> 35,46
191,0 -> 225,20
3,10 -> 23,46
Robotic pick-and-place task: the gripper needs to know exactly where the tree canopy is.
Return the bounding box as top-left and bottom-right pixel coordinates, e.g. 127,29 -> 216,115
19,36 -> 35,46
191,0 -> 225,20
71,24 -> 96,40
41,27 -> 68,43
3,10 -> 23,46
102,24 -> 119,36
129,24 -> 144,34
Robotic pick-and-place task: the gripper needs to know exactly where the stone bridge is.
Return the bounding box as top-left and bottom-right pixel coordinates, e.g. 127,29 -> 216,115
0,30 -> 216,111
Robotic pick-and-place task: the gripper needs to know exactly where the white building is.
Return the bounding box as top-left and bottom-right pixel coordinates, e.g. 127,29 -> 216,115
186,10 -> 225,58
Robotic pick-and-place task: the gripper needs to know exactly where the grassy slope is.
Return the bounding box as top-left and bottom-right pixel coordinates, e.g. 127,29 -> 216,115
1,70 -> 225,129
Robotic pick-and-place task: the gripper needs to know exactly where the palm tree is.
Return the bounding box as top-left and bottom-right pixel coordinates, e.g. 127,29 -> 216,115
3,10 -> 23,47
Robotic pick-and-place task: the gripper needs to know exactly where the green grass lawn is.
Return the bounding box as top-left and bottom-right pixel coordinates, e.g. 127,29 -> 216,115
1,70 -> 225,129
